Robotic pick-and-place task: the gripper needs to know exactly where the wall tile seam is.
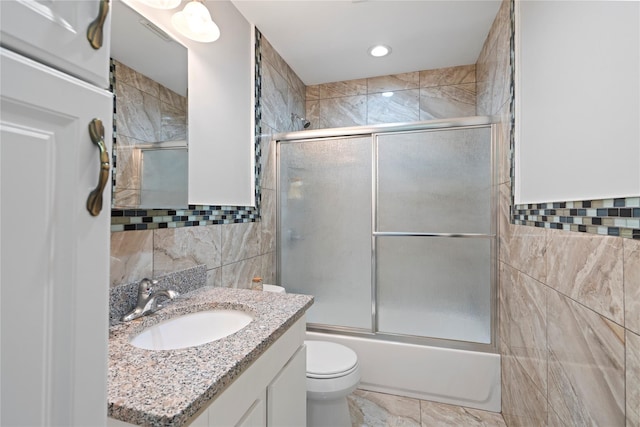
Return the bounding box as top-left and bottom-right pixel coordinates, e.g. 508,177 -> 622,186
504,259 -> 628,330
220,253 -> 268,268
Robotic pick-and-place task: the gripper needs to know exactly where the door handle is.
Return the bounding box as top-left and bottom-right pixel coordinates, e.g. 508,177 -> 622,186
87,119 -> 110,216
87,0 -> 110,50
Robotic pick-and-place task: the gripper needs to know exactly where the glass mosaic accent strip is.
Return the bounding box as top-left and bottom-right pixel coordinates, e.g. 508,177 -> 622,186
110,31 -> 264,232
507,1 -> 638,240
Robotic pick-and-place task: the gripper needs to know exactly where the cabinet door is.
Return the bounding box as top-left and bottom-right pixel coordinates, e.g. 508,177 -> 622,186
0,48 -> 112,425
0,0 -> 111,88
267,345 -> 307,427
236,392 -> 267,427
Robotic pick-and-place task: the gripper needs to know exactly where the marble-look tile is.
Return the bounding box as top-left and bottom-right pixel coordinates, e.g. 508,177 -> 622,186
260,35 -> 289,83
501,343 -> 548,427
419,64 -> 476,88
115,80 -> 162,143
110,230 -> 153,287
628,330 -> 640,427
367,89 -> 420,124
114,141 -> 141,194
153,225 -> 221,276
260,252 -> 276,285
305,100 -> 320,130
221,221 -> 261,265
220,256 -> 262,288
546,408 -> 565,427
160,100 -> 187,141
624,238 -> 640,335
260,61 -> 290,132
158,85 -> 186,112
495,104 -> 512,186
420,400 -> 505,426
306,84 -> 320,101
348,389 -> 421,427
419,84 -> 476,120
547,290 -> 625,426
259,122 -> 276,191
367,72 -> 419,94
497,182 -> 512,261
498,261 -> 515,352
501,264 -> 547,393
207,267 -> 221,287
112,189 -> 140,208
476,0 -> 511,116
319,79 -> 367,99
319,96 -> 367,128
115,60 -> 160,98
546,231 -> 624,324
501,224 -> 547,283
260,189 -> 276,254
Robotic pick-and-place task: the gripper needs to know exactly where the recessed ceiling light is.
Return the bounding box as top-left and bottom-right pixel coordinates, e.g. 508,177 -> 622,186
369,45 -> 391,58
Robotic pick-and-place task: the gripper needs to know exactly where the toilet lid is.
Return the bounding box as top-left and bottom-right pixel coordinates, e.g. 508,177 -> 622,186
305,341 -> 358,378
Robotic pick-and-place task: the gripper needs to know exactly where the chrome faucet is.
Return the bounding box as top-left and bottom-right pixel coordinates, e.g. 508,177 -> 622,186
121,278 -> 179,322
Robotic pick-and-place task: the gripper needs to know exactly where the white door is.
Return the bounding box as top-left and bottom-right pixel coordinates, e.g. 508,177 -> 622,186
0,0 -> 111,88
0,47 -> 112,426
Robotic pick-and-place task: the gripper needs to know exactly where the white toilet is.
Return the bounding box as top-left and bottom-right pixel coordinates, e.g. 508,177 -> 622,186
262,285 -> 361,427
305,340 -> 361,427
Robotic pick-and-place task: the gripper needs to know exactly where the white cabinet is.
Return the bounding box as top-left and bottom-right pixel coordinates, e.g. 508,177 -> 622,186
0,46 -> 112,425
0,0 -> 111,88
267,346 -> 307,426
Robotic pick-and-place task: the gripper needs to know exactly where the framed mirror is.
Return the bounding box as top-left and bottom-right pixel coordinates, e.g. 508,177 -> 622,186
110,0 -> 188,209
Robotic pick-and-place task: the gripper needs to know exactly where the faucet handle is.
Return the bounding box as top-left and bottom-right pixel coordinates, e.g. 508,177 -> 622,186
137,278 -> 158,299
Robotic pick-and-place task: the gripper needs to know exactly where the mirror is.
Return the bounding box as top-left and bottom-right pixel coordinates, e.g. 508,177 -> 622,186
110,0 -> 188,209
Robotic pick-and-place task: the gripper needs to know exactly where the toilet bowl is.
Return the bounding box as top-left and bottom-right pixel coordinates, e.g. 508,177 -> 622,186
305,340 -> 361,427
262,285 -> 360,426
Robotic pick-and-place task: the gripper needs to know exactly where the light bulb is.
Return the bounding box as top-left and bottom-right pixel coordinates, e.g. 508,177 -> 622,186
171,1 -> 220,42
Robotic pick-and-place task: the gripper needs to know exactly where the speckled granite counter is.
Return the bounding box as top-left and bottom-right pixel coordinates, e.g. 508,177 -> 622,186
108,286 -> 313,426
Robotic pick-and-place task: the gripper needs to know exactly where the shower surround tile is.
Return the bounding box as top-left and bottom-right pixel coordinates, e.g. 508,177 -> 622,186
367,72 -> 419,93
319,96 -> 367,128
419,84 -> 476,120
419,64 -> 476,88
625,238 -> 640,335
261,60 -> 290,131
115,61 -> 160,98
367,89 -> 420,124
153,226 -> 222,276
628,330 -> 640,427
115,80 -> 162,142
500,224 -> 547,282
319,78 -> 367,99
259,122 -> 276,191
545,231 -> 624,324
260,189 -> 276,254
420,400 -> 506,426
547,291 -> 625,426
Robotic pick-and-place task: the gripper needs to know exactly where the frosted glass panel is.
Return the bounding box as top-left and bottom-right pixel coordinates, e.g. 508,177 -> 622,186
377,127 -> 492,234
280,137 -> 372,330
377,237 -> 492,344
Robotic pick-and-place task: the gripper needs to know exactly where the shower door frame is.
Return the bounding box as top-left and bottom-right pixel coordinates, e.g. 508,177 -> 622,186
275,116 -> 499,354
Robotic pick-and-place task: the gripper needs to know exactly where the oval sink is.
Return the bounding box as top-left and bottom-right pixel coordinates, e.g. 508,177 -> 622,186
130,309 -> 253,351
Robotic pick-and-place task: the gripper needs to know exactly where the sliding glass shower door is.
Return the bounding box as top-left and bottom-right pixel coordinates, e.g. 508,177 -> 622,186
278,121 -> 496,348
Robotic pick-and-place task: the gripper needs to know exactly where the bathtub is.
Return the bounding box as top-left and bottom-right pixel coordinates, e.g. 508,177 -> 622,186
305,331 -> 501,412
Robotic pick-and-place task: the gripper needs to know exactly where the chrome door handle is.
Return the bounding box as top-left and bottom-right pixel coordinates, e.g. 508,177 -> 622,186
86,119 -> 110,216
87,0 -> 110,50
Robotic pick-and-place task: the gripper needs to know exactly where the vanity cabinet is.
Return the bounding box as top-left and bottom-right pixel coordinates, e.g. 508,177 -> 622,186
192,317 -> 307,427
0,0 -> 111,88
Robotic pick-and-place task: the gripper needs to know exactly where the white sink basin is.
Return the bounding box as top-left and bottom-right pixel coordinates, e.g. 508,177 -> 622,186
130,309 -> 253,351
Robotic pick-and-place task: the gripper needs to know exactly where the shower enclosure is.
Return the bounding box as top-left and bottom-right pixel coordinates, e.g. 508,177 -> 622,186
276,117 -> 501,410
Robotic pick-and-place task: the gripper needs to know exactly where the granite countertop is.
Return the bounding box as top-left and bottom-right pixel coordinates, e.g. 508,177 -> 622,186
108,286 -> 313,426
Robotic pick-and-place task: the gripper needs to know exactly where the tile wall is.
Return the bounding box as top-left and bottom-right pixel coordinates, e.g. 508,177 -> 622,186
478,1 -> 640,425
109,32 -> 304,290
305,65 -> 476,129
112,60 -> 187,208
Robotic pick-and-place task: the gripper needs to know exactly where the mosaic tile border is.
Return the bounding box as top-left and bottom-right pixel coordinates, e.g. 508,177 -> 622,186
507,1 -> 639,240
110,32 -> 264,232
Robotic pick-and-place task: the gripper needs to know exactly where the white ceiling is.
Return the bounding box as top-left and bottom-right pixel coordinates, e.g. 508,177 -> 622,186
231,0 -> 502,85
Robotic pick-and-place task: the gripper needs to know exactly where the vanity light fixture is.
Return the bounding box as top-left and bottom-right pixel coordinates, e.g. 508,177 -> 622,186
171,0 -> 220,43
368,45 -> 391,57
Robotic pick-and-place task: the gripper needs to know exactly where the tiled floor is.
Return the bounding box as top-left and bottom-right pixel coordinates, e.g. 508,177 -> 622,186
348,389 -> 507,427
